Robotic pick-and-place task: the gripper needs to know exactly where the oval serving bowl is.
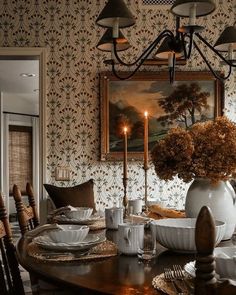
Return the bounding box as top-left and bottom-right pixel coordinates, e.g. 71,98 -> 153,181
151,218 -> 225,253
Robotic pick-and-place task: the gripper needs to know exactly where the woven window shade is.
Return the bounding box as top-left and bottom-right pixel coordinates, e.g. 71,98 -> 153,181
9,126 -> 33,195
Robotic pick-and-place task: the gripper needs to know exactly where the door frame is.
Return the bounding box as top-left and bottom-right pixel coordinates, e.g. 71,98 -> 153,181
0,47 -> 47,215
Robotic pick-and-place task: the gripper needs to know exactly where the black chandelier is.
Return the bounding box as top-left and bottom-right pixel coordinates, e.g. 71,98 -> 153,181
96,0 -> 236,83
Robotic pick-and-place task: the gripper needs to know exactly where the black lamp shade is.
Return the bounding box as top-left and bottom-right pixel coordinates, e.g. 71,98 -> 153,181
154,37 -> 185,59
96,28 -> 130,52
214,26 -> 236,51
96,0 -> 135,28
171,0 -> 216,17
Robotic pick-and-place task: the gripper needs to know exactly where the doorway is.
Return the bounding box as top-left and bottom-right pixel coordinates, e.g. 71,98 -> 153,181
0,47 -> 46,218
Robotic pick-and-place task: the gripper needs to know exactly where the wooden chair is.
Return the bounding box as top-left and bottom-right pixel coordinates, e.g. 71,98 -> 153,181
12,183 -> 39,235
195,206 -> 236,295
0,192 -> 25,295
13,183 -> 67,295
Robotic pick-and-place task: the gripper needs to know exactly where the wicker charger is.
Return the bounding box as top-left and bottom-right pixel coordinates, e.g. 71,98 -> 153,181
27,239 -> 118,262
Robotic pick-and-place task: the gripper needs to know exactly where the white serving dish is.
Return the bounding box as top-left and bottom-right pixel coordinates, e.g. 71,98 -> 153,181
48,224 -> 89,244
65,207 -> 93,220
214,247 -> 236,279
151,218 -> 225,253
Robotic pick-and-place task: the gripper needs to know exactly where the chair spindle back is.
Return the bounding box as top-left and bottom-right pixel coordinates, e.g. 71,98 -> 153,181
0,193 -> 25,294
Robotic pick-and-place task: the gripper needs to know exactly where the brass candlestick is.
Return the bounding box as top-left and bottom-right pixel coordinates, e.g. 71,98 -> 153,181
123,176 -> 128,218
143,165 -> 149,211
143,111 -> 149,212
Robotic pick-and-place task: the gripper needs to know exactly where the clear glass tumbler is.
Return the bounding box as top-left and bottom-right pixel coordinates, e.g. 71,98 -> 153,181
137,226 -> 157,261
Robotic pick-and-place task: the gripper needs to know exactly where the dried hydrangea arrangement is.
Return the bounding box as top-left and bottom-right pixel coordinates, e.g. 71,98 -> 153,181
151,116 -> 236,183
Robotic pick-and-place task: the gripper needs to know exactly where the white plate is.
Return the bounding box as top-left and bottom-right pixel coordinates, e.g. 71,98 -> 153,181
54,214 -> 103,225
34,234 -> 105,251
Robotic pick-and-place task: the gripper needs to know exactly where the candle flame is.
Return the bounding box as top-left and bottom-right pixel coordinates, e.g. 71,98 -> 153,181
144,111 -> 148,117
124,127 -> 127,133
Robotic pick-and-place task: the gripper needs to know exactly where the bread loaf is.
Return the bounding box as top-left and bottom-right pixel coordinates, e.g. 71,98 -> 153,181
146,211 -> 164,220
148,204 -> 185,218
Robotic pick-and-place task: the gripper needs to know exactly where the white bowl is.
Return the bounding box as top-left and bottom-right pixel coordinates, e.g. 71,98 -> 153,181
48,225 -> 89,244
151,218 -> 225,253
214,247 -> 236,279
65,207 -> 93,220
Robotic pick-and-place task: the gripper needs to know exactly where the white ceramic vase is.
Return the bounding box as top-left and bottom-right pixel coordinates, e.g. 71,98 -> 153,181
185,178 -> 236,240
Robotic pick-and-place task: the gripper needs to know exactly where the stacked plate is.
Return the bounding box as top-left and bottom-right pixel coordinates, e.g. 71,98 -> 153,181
34,233 -> 106,251
54,213 -> 102,225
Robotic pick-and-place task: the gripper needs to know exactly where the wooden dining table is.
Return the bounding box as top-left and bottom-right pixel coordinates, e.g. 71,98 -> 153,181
16,227 -> 234,295
16,228 -> 194,295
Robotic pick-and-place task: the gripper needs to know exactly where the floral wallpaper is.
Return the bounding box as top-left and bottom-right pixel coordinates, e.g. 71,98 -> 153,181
0,0 -> 235,211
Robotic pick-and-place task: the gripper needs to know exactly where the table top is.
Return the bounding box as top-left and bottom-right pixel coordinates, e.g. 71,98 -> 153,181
16,229 -> 198,295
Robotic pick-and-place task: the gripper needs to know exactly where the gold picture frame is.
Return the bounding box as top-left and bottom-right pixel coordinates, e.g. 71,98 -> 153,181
100,71 -> 224,161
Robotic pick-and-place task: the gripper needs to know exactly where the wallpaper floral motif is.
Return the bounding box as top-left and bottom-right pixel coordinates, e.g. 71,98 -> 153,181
0,0 -> 235,210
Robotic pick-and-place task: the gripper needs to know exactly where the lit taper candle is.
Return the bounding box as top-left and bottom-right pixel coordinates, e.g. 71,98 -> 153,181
144,111 -> 149,170
123,126 -> 128,180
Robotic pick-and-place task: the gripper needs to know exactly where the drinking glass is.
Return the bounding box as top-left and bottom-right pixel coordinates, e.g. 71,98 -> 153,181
137,226 -> 156,261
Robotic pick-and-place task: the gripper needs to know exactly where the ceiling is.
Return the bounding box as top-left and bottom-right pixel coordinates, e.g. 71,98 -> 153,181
0,59 -> 39,116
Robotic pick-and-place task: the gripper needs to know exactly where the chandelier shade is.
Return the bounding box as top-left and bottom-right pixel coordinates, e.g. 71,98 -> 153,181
214,26 -> 236,51
171,0 -> 216,17
96,0 -> 135,28
96,28 -> 130,52
154,37 -> 185,59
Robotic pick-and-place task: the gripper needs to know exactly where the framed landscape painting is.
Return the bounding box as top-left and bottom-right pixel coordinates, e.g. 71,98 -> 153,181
100,71 -> 224,161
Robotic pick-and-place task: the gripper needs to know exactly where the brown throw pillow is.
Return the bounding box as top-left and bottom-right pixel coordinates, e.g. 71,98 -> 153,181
44,179 -> 95,210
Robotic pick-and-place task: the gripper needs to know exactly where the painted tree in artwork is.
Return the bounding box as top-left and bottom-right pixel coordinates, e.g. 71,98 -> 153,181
157,82 -> 210,129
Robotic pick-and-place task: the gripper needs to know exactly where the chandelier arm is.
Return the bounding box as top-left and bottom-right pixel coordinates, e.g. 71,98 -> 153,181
195,33 -> 236,67
111,56 -> 152,80
180,32 -> 194,59
193,40 -> 232,80
169,53 -> 176,84
176,17 -> 180,38
180,32 -> 188,60
113,30 -> 175,67
186,31 -> 194,59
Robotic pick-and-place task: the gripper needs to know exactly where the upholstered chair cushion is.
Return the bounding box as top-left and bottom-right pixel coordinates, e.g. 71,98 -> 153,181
44,179 -> 95,210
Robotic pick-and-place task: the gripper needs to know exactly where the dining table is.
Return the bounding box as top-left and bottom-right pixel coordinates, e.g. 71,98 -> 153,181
16,224 -> 234,295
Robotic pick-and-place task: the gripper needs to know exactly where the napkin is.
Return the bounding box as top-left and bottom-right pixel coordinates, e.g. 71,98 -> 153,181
24,223 -> 63,238
47,205 -> 77,222
50,205 -> 77,216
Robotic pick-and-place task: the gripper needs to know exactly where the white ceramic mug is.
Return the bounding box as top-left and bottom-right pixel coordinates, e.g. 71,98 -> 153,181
128,199 -> 142,215
105,207 -> 123,229
118,223 -> 144,255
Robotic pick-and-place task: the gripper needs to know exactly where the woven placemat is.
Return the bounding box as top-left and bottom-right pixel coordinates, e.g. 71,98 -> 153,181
27,240 -> 117,262
152,273 -> 193,295
87,219 -> 106,230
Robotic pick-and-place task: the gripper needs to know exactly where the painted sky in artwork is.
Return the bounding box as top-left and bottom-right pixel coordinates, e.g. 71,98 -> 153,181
109,80 -> 215,120
108,79 -> 216,152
